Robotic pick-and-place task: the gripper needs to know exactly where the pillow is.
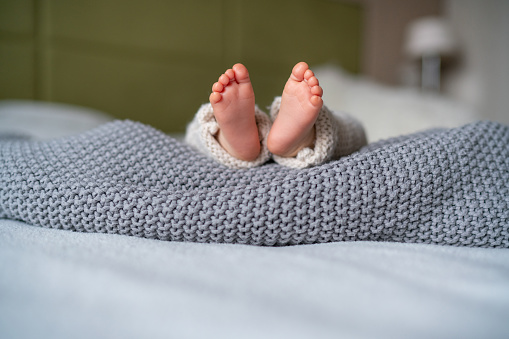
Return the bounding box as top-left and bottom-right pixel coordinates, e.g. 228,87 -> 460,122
0,100 -> 113,140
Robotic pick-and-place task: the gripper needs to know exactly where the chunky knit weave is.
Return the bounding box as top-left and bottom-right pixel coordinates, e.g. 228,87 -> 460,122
1,120 -> 508,247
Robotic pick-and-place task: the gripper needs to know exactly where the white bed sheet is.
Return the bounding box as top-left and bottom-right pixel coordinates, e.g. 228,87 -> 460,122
1,219 -> 509,339
0,100 -> 113,140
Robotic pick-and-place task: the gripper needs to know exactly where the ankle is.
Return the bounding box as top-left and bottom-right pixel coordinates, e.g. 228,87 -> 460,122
216,129 -> 260,162
268,125 -> 315,158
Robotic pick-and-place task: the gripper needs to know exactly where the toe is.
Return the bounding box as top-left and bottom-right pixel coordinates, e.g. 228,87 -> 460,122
212,82 -> 224,93
307,76 -> 319,87
225,69 -> 237,84
209,92 -> 222,104
291,62 -> 309,81
219,74 -> 230,86
310,95 -> 323,107
232,63 -> 250,83
225,69 -> 235,79
310,85 -> 323,97
304,69 -> 314,80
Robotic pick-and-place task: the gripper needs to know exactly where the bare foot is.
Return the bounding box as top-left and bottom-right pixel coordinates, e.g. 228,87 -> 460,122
267,62 -> 323,157
210,63 -> 260,161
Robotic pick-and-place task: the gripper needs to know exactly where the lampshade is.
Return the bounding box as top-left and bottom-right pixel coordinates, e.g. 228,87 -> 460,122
404,17 -> 458,57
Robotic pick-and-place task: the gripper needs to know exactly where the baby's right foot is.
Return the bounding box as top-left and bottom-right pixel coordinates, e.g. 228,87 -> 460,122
267,62 -> 323,157
210,63 -> 260,161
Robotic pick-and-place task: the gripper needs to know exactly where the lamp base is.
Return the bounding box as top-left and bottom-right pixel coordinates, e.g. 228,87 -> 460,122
421,54 -> 441,92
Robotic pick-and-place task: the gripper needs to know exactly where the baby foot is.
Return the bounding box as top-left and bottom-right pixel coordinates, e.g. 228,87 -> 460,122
267,62 -> 323,157
210,63 -> 260,161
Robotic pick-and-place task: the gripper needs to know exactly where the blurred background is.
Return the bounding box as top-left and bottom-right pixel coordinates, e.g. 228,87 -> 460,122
0,0 -> 508,134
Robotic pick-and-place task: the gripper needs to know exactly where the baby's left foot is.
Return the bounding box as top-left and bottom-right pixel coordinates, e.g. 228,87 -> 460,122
267,62 -> 323,157
210,63 -> 260,161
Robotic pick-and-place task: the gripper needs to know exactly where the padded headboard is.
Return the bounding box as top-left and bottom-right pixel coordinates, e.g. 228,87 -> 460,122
0,0 -> 363,133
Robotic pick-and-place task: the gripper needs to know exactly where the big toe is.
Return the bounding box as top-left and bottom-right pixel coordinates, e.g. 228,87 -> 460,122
232,63 -> 250,83
291,62 -> 309,81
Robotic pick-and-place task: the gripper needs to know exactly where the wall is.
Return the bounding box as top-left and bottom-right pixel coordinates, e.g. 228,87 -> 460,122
349,0 -> 442,85
0,0 -> 362,133
443,0 -> 509,124
0,0 -> 35,99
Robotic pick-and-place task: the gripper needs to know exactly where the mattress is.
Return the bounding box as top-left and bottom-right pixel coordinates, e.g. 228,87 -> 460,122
1,218 -> 509,339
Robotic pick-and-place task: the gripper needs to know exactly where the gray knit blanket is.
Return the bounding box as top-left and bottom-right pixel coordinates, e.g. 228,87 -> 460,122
1,120 -> 508,247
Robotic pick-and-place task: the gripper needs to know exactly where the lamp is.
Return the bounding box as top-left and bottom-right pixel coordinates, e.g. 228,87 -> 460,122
404,17 -> 458,92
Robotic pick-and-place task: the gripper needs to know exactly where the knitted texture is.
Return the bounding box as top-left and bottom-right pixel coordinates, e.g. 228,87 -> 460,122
1,120 -> 508,247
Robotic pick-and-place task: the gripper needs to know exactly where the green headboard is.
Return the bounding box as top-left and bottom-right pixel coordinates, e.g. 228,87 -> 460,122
0,0 -> 363,133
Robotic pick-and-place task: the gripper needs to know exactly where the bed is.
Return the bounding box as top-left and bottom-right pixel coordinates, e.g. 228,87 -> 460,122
1,67 -> 509,339
2,218 -> 508,339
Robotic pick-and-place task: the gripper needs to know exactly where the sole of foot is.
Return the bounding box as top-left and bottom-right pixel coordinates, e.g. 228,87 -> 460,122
209,63 -> 261,162
267,62 -> 323,157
